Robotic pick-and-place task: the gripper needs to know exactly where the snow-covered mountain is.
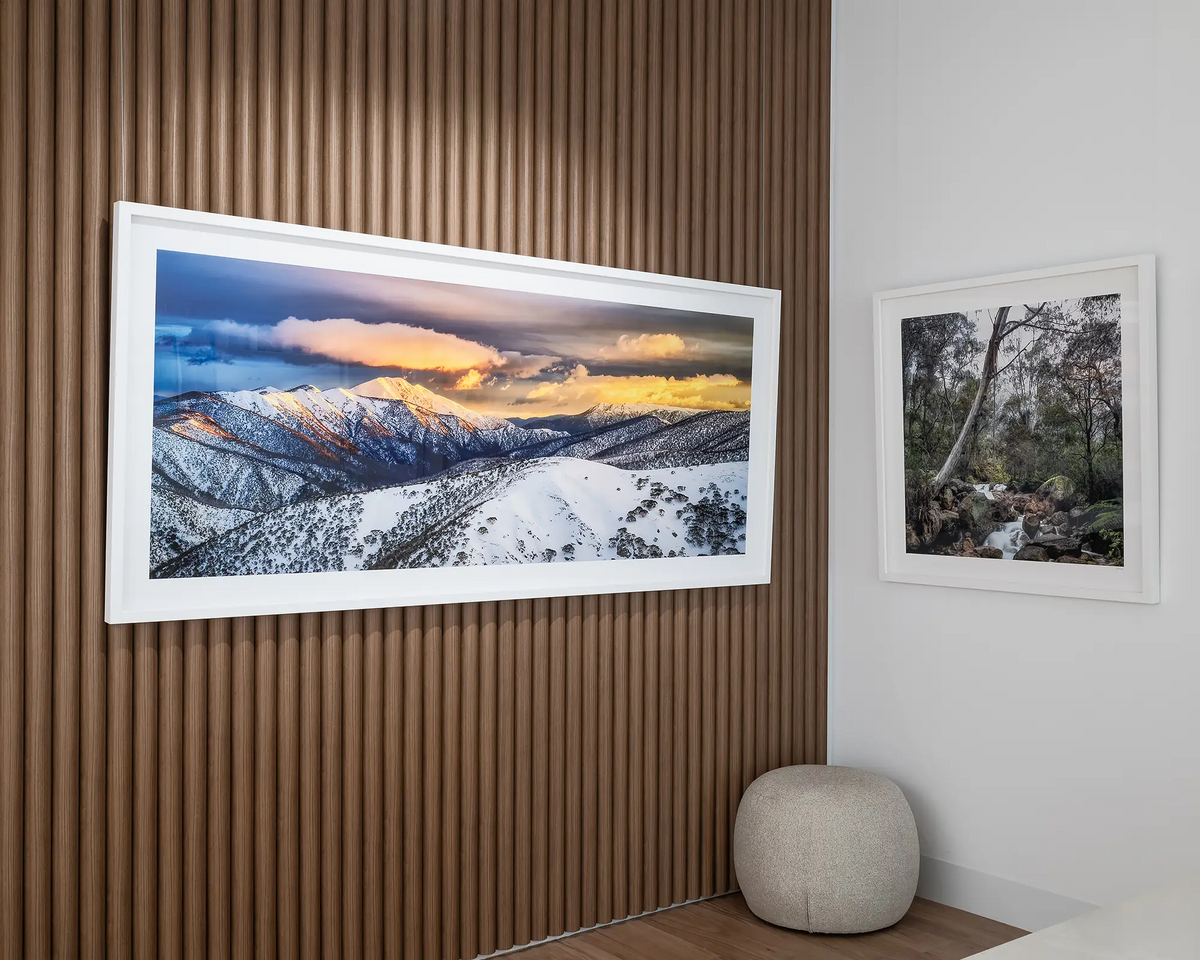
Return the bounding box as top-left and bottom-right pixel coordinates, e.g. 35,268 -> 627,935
509,401 -> 700,435
154,376 -> 567,512
348,376 -> 515,431
150,375 -> 751,577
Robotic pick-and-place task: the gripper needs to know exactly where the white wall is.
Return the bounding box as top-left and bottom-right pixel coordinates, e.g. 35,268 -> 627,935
830,0 -> 1200,932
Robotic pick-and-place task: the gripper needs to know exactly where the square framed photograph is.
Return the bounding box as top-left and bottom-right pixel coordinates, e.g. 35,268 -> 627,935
873,256 -> 1158,603
105,202 -> 780,623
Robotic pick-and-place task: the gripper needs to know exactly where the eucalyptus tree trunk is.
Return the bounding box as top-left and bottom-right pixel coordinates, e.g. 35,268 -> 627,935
932,306 -> 1010,493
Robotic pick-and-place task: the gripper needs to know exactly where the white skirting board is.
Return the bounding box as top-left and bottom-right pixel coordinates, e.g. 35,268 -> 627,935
918,856 -> 1097,932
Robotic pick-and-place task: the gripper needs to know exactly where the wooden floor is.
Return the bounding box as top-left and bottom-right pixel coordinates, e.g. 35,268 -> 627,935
513,894 -> 1026,959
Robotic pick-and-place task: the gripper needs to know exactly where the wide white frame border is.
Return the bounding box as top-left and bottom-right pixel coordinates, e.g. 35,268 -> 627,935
873,256 -> 1159,603
106,201 -> 781,623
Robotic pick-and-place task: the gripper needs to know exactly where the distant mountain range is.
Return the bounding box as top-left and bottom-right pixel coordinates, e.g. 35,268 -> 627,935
506,401 -> 699,433
151,376 -> 751,577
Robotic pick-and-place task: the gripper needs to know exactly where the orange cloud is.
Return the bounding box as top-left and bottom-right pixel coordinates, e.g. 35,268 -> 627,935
270,317 -> 502,371
519,364 -> 749,413
452,368 -> 486,390
212,318 -> 560,382
602,332 -> 694,360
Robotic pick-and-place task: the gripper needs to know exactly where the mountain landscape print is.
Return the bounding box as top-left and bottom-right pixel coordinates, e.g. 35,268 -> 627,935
151,250 -> 755,579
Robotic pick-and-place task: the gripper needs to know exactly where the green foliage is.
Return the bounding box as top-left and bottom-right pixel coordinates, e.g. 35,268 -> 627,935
970,447 -> 1012,486
1082,499 -> 1124,535
1100,530 -> 1124,563
902,295 -> 1123,504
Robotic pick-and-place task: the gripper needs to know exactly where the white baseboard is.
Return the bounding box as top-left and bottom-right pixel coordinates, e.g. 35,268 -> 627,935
918,856 -> 1097,932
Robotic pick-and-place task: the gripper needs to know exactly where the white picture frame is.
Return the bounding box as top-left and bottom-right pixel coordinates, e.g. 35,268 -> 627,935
106,201 -> 781,623
873,256 -> 1158,603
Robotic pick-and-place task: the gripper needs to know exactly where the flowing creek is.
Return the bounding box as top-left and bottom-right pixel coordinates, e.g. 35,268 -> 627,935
972,482 -> 1007,502
983,519 -> 1027,559
973,483 -> 1024,559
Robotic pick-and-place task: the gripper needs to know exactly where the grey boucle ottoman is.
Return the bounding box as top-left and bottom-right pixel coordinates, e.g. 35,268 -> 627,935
733,765 -> 919,934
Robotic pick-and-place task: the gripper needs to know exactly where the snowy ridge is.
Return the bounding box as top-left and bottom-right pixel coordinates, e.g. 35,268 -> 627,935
156,458 -> 749,578
597,410 -> 751,469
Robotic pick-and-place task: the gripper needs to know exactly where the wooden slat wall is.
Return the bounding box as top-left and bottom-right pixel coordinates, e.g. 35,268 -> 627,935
0,0 -> 830,956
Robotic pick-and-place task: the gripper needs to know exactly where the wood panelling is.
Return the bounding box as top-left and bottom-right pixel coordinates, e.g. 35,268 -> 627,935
0,0 -> 830,957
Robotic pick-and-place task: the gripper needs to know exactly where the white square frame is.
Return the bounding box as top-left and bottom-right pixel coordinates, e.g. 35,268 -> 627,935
106,201 -> 782,623
873,256 -> 1158,603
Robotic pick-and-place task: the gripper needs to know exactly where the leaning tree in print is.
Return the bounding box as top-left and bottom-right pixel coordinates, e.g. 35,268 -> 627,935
901,294 -> 1124,565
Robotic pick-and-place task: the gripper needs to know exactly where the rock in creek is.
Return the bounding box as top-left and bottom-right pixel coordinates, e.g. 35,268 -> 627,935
1033,535 -> 1083,560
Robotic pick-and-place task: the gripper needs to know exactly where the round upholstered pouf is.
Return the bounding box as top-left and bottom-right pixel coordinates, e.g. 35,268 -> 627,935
733,765 -> 919,934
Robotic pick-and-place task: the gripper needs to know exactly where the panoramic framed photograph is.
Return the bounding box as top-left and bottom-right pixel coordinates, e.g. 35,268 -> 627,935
106,202 -> 780,623
874,257 -> 1158,603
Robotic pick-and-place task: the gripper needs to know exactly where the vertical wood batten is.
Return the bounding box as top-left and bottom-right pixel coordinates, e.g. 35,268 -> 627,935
343,608 -> 364,960
564,596 -> 583,932
814,0 -> 833,764
422,605 -> 443,960
159,622 -> 184,960
209,618 -> 233,958
459,603 -> 480,959
107,0 -> 136,945
641,591 -> 659,909
514,602 -> 532,947
361,608 -> 384,958
155,12 -> 182,960
134,620 -> 160,960
321,610 -> 344,960
477,602 -> 498,957
658,591 -> 675,910
495,600 -> 515,951
79,0 -> 110,948
233,6 -> 260,944
277,624 -> 301,954
441,604 -> 461,960
382,607 -> 403,960
612,593 -> 629,921
457,27 -> 481,960
185,621 -> 208,960
231,619 -> 256,960
359,12 -> 385,957
25,0 -> 55,952
546,597 -> 566,938
779,0 -> 798,771
580,595 -> 598,928
530,598 -> 550,943
53,0 -> 85,949
1,0 -> 28,951
255,617 -> 276,960
131,37 -> 162,960
300,610 -> 323,960
627,593 -> 644,917
402,605 -> 423,960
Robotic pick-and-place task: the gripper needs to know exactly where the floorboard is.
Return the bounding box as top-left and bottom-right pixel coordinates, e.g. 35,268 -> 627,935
511,894 -> 1026,959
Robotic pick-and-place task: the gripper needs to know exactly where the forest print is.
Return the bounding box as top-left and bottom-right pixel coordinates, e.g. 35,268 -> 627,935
902,294 -> 1124,565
